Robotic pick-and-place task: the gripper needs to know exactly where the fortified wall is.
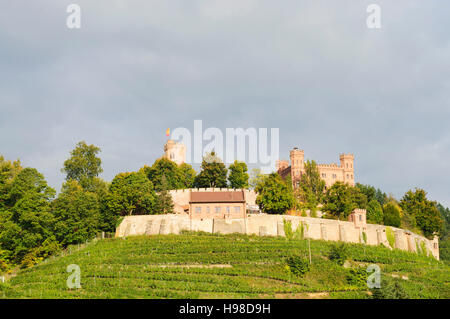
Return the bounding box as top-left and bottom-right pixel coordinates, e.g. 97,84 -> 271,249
115,213 -> 440,260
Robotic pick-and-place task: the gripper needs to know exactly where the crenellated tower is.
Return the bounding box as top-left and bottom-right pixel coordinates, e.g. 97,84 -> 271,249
339,153 -> 355,186
164,140 -> 186,165
290,147 -> 304,186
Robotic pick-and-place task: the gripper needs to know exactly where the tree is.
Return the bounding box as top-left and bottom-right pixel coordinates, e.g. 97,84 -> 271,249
255,173 -> 295,214
52,180 -> 101,246
367,199 -> 383,224
144,158 -> 183,191
437,203 -> 450,240
400,189 -> 443,238
383,202 -> 401,227
106,172 -> 156,218
154,175 -> 174,214
62,141 -> 103,189
0,168 -> 56,262
249,168 -> 265,189
296,160 -> 325,210
228,160 -> 249,189
0,156 -> 22,209
194,152 -> 228,188
323,182 -> 357,220
177,163 -> 196,189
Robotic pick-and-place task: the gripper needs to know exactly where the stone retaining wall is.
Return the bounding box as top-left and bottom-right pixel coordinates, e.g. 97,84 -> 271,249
115,214 -> 439,260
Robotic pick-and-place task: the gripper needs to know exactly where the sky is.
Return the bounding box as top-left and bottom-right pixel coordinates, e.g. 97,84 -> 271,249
0,1 -> 449,207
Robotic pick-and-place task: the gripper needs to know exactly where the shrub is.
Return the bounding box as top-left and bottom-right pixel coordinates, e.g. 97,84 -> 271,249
283,220 -> 293,240
361,231 -> 367,244
347,267 -> 368,286
286,255 -> 310,277
293,222 -> 305,240
385,227 -> 395,248
383,202 -> 401,227
328,243 -> 349,266
371,277 -> 409,299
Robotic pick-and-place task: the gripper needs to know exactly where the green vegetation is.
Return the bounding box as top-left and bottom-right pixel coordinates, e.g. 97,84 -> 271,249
228,161 -> 249,189
286,255 -> 310,277
383,202 -> 402,228
193,151 -> 228,188
328,243 -> 349,266
385,227 -> 395,248
295,160 -> 325,212
1,233 -> 448,299
255,173 -> 295,214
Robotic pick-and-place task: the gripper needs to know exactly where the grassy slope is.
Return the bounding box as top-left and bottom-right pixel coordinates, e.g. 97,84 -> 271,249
0,232 -> 449,299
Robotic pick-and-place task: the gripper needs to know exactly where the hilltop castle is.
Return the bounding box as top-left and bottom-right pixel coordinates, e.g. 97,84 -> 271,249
277,147 -> 355,189
163,139 -> 186,165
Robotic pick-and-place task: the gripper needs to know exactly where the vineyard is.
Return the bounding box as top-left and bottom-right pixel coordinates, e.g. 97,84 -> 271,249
0,232 -> 449,299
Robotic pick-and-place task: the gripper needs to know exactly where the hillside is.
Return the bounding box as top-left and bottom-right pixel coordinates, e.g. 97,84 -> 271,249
1,232 -> 449,299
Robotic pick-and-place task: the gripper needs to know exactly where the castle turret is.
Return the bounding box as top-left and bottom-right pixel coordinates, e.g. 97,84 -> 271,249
164,140 -> 186,165
290,147 -> 304,184
340,153 -> 354,186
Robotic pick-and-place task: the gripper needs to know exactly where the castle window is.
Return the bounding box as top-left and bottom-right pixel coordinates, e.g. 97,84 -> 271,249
332,174 -> 337,179
347,174 -> 349,179
234,206 -> 240,213
226,206 -> 230,213
170,153 -> 174,159
206,206 -> 210,213
215,206 -> 221,213
359,215 -> 362,221
322,173 -> 326,178
195,207 -> 201,213
346,163 -> 348,168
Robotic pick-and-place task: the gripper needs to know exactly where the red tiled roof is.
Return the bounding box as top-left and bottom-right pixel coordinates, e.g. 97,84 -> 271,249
190,191 -> 245,203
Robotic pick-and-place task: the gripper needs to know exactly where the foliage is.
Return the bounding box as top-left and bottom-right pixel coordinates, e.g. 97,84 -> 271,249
346,267 -> 367,286
296,160 -> 325,210
248,168 -> 265,190
286,255 -> 310,277
283,220 -> 293,240
62,141 -> 103,189
439,238 -> 450,262
144,158 -> 182,191
437,203 -> 450,240
0,168 -> 56,262
355,183 -> 388,207
154,175 -> 174,214
383,202 -> 401,228
400,189 -> 443,238
328,243 -> 349,266
177,163 -> 197,189
193,152 -> 228,188
20,237 -> 60,269
371,277 -> 409,299
255,173 -> 295,215
51,180 -> 101,246
385,227 -> 395,248
366,199 -> 383,224
323,182 -> 366,220
106,172 -> 156,217
228,161 -> 249,189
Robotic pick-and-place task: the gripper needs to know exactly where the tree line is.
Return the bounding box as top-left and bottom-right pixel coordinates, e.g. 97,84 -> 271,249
0,143 -> 253,271
1,142 -> 448,271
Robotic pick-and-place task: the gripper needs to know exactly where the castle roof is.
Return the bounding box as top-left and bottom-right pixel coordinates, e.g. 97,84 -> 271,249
190,191 -> 245,203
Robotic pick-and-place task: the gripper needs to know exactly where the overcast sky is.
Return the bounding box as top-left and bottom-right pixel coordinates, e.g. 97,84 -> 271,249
0,1 -> 449,207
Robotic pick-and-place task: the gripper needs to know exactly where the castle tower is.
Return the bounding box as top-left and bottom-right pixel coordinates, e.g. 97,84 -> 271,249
290,147 -> 304,186
164,140 -> 186,165
339,153 -> 354,186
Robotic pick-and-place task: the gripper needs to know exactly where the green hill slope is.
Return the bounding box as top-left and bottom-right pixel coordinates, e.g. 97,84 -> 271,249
1,232 -> 449,299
